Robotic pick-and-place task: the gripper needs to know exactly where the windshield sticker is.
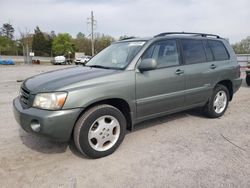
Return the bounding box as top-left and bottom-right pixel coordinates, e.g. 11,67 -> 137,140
128,42 -> 145,46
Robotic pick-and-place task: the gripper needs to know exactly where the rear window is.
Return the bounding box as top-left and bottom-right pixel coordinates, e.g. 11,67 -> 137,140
208,40 -> 229,61
181,39 -> 206,64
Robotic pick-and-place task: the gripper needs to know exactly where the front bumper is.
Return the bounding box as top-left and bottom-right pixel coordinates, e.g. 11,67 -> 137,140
13,97 -> 82,142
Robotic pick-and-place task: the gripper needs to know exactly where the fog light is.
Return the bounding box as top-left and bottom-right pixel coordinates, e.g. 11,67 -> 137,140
31,120 -> 41,132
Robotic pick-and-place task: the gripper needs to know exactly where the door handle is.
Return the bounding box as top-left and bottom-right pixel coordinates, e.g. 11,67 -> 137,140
210,64 -> 217,69
175,69 -> 184,75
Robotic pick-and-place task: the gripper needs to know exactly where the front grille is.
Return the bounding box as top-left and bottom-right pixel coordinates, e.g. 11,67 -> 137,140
20,87 -> 31,108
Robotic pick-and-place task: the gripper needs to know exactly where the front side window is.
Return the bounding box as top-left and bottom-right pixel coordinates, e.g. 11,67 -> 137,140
142,40 -> 180,68
86,41 -> 146,69
181,39 -> 206,64
208,40 -> 229,61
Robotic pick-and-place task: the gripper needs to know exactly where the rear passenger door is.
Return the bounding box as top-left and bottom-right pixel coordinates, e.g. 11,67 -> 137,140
180,39 -> 218,106
181,39 -> 229,106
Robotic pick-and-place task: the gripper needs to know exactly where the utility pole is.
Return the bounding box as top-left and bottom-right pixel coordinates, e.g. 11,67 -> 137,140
87,11 -> 96,56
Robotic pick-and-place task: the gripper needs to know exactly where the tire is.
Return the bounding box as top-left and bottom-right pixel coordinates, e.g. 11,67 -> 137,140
204,84 -> 229,118
246,75 -> 250,86
74,104 -> 126,159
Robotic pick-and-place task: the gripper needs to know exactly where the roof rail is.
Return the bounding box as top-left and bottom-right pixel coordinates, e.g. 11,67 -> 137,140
119,37 -> 136,41
154,32 -> 221,38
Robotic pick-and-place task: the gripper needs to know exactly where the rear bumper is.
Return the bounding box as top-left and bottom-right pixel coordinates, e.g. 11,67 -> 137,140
232,78 -> 242,93
13,97 -> 82,142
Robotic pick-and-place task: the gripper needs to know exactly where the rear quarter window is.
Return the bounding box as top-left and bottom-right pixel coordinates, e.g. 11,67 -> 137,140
181,39 -> 206,64
208,40 -> 229,61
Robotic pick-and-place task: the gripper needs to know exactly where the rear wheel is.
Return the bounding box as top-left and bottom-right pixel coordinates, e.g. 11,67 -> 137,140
74,104 -> 126,158
204,84 -> 229,118
246,75 -> 250,86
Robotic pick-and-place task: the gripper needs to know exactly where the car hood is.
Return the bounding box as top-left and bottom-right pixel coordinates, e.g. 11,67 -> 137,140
23,66 -> 120,93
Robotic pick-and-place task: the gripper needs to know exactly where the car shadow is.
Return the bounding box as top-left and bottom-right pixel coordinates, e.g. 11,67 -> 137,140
18,108 -> 205,157
131,108 -> 205,132
68,140 -> 91,160
18,128 -> 68,154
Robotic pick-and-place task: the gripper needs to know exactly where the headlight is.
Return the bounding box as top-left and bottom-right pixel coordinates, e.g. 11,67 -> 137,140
33,92 -> 67,110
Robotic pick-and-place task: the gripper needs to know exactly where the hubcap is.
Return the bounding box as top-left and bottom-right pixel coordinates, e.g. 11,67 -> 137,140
213,90 -> 227,114
88,115 -> 120,151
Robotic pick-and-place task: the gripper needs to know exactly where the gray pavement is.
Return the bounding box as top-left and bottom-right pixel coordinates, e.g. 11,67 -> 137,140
0,65 -> 250,188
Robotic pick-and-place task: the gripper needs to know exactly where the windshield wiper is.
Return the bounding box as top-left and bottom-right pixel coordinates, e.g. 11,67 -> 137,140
86,65 -> 123,70
86,65 -> 111,69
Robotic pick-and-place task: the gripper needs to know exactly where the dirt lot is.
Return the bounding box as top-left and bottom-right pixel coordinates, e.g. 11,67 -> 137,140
0,65 -> 249,188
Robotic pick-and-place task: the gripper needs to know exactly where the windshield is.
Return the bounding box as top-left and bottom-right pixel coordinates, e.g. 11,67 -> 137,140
86,41 -> 146,69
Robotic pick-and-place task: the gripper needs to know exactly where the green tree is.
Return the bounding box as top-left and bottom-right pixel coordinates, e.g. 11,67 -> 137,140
1,23 -> 14,40
76,32 -> 85,39
50,30 -> 56,39
232,36 -> 250,54
52,33 -> 74,56
95,34 -> 115,54
45,35 -> 53,57
72,34 -> 91,55
47,31 -> 56,56
32,26 -> 48,56
0,23 -> 16,55
0,36 -> 14,55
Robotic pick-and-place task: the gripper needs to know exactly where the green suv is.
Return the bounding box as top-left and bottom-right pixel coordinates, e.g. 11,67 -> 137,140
13,32 -> 242,158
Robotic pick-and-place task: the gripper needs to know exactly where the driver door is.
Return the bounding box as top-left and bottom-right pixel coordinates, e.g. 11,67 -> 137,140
135,39 -> 186,121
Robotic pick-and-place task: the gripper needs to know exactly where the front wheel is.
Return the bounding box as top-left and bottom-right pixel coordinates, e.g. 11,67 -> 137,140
74,104 -> 126,159
204,84 -> 229,118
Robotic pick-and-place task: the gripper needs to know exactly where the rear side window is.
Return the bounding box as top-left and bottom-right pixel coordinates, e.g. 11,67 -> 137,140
181,39 -> 206,64
208,40 -> 229,61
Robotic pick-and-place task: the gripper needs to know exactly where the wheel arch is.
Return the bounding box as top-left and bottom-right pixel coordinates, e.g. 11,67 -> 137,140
72,98 -> 133,139
216,80 -> 233,101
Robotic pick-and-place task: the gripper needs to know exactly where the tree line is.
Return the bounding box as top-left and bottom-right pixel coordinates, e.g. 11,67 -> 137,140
0,23 -> 250,57
0,23 -> 115,57
232,36 -> 250,54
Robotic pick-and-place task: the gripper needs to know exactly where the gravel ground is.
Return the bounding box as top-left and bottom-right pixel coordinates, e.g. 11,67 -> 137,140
0,65 -> 249,188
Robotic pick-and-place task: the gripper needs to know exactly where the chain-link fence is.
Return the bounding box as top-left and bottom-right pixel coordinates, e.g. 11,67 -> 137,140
237,54 -> 250,67
0,55 -> 52,64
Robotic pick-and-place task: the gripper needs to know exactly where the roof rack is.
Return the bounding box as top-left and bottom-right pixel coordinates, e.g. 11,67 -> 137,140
154,32 -> 221,38
119,37 -> 136,41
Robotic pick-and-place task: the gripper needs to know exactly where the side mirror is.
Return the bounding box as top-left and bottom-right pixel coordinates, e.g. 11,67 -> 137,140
138,58 -> 157,72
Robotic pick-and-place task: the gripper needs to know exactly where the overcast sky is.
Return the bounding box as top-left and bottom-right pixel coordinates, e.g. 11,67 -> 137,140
1,0 -> 249,43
